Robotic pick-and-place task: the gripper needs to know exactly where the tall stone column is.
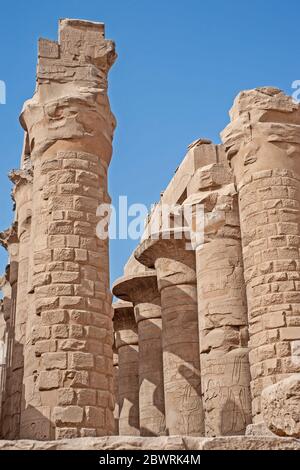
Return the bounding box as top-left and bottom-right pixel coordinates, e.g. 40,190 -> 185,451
221,87 -> 300,423
113,272 -> 165,436
135,233 -> 205,436
7,169 -> 33,438
185,161 -> 252,435
18,19 -> 117,439
0,224 -> 19,438
113,302 -> 139,436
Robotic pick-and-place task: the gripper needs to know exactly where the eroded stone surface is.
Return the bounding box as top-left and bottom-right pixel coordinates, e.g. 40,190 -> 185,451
262,374 -> 300,437
0,435 -> 299,450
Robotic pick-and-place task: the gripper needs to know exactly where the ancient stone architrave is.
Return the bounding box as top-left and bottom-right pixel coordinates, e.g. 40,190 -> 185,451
221,87 -> 300,424
135,233 -> 205,436
113,270 -> 166,437
113,302 -> 139,436
184,151 -> 252,436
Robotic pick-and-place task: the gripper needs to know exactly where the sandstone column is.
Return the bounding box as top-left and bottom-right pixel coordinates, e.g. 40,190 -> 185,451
18,19 -> 117,439
135,233 -> 205,436
0,224 -> 19,438
221,87 -> 300,423
185,160 -> 252,435
113,272 -> 165,436
113,302 -> 139,435
8,168 -> 33,438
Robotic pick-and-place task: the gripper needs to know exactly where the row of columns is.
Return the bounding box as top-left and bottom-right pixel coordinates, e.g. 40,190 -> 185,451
112,87 -> 300,437
113,175 -> 253,437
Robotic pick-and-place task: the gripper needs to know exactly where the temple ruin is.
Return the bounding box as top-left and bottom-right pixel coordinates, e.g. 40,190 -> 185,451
0,19 -> 299,450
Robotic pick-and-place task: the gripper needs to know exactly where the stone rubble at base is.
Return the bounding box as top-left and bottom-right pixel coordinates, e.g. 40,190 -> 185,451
0,435 -> 300,450
0,20 -> 300,450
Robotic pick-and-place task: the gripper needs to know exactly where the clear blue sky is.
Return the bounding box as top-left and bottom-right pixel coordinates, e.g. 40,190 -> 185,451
0,0 -> 299,285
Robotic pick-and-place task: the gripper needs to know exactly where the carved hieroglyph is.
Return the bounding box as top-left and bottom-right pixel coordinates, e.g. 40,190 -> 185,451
221,87 -> 300,422
1,19 -> 118,440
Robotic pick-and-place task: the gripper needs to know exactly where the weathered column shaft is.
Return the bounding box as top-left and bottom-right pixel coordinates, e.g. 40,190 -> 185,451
135,237 -> 205,436
238,170 -> 300,420
135,301 -> 165,436
7,170 -> 33,438
0,225 -> 19,438
186,166 -> 252,435
19,19 -> 116,439
113,303 -> 139,436
160,281 -> 203,435
112,271 -> 166,436
221,87 -> 300,422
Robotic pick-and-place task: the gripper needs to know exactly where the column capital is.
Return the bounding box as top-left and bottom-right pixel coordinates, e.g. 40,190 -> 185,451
112,271 -> 159,303
135,229 -> 196,289
112,271 -> 161,324
221,87 -> 300,183
9,168 -> 33,191
20,18 -> 117,161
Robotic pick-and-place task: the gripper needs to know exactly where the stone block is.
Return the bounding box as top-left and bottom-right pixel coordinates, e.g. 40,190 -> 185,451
58,388 -> 76,406
53,406 -> 84,425
38,370 -> 62,390
85,406 -> 105,428
77,389 -> 97,406
69,352 -> 94,369
42,352 -> 67,370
